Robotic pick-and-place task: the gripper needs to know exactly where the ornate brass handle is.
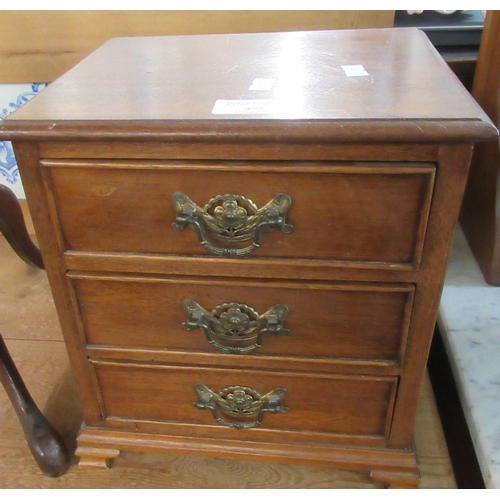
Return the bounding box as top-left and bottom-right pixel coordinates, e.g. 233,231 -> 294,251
171,192 -> 294,257
193,383 -> 289,430
182,299 -> 290,354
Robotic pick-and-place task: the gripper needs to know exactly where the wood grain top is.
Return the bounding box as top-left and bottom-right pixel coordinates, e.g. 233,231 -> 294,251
1,28 -> 497,142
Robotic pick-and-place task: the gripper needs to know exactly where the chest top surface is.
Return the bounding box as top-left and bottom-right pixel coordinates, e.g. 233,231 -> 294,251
0,28 -> 497,142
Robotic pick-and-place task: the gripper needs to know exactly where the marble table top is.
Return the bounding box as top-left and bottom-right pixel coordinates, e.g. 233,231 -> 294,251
438,225 -> 500,489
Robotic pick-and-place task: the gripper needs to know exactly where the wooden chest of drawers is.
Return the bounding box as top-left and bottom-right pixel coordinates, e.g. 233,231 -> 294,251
1,29 -> 497,487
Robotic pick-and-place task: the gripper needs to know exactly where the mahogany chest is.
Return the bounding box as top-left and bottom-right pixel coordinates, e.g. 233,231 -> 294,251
1,28 -> 496,487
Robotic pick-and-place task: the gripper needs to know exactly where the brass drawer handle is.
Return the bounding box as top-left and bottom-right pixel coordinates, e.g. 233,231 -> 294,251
193,383 -> 289,430
171,192 -> 294,257
182,299 -> 290,354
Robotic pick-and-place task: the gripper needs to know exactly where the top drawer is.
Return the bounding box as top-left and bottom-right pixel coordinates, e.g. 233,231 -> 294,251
44,160 -> 434,268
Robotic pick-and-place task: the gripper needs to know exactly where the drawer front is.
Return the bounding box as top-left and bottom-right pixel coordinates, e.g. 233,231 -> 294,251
46,160 -> 434,267
71,274 -> 413,363
93,361 -> 397,439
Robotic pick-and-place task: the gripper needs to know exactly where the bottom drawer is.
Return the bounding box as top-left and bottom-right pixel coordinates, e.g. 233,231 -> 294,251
93,361 -> 397,440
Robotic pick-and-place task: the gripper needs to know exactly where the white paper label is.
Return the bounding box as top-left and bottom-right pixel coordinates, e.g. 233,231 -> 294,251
211,99 -> 286,115
341,64 -> 369,77
248,78 -> 275,90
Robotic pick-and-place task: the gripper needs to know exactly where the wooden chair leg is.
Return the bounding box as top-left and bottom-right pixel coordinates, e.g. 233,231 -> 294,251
0,184 -> 69,476
0,333 -> 70,477
0,184 -> 43,269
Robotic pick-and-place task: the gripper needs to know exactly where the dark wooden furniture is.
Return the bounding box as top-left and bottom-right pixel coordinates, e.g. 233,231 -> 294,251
0,184 -> 70,477
0,29 -> 496,488
427,325 -> 485,488
394,10 -> 484,91
460,10 -> 500,285
0,184 -> 43,269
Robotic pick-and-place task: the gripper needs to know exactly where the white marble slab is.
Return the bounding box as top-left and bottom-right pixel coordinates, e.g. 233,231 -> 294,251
438,225 -> 500,489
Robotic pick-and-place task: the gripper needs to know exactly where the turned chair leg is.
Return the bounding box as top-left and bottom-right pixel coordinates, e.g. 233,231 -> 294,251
0,333 -> 70,477
0,184 -> 43,269
0,184 -> 70,476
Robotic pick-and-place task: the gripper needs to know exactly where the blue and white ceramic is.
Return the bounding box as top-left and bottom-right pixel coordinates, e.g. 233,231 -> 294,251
0,83 -> 47,198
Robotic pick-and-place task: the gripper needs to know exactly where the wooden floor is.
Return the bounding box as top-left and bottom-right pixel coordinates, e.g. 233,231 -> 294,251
0,215 -> 457,488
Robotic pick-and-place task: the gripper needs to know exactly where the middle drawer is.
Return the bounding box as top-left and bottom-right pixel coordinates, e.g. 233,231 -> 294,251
70,273 -> 414,364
